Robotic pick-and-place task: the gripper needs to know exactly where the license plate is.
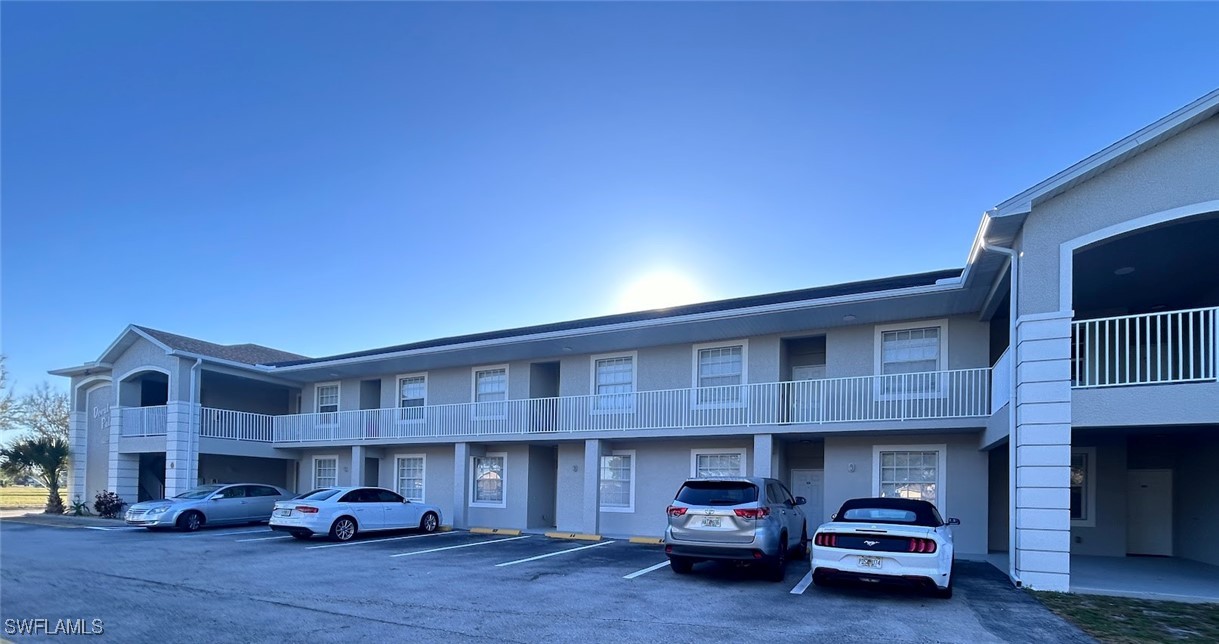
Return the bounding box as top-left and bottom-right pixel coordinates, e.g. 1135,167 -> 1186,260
701,517 -> 721,528
858,556 -> 882,569
274,509 -> 291,517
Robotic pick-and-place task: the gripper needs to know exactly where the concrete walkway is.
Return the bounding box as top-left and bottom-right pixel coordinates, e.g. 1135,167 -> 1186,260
0,509 -> 127,529
1071,555 -> 1219,604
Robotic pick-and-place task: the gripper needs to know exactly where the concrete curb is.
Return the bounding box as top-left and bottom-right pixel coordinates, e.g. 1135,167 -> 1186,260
544,532 -> 602,542
0,513 -> 126,529
470,527 -> 522,536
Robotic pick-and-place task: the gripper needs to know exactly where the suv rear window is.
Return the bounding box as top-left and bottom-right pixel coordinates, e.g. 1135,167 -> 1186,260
675,481 -> 758,506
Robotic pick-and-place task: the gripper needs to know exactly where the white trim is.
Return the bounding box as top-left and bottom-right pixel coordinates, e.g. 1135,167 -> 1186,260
393,453 -> 427,502
1058,199 -> 1219,311
311,455 -> 339,490
691,339 -> 749,409
395,372 -> 428,424
74,375 -> 113,412
1070,447 -> 1097,528
471,364 -> 510,419
115,365 -> 171,383
314,382 -> 341,414
590,351 -> 638,414
871,444 -> 948,515
689,448 -> 748,478
873,319 -> 949,375
598,449 -> 636,513
470,452 -> 507,508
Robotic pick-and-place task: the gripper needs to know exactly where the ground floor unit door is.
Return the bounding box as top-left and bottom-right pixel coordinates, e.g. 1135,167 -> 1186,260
1127,469 -> 1173,557
790,469 -> 824,527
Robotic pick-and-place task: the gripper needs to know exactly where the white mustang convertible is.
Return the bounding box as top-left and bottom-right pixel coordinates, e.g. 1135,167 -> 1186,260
810,497 -> 958,598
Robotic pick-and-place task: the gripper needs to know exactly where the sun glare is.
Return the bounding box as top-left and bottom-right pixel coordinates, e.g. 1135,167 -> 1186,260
615,269 -> 708,313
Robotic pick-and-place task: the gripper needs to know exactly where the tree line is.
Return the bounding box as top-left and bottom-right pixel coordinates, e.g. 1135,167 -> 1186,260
1,356 -> 71,513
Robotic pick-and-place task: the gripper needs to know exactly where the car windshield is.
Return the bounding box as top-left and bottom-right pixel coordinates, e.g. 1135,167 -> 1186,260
841,508 -> 919,523
174,485 -> 224,500
675,481 -> 758,506
295,489 -> 341,501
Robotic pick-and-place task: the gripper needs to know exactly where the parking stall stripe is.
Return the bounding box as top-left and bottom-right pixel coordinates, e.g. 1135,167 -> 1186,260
187,529 -> 274,537
389,535 -> 530,558
495,539 -> 613,567
789,571 -> 814,595
622,561 -> 670,579
236,535 -> 295,542
306,531 -> 459,550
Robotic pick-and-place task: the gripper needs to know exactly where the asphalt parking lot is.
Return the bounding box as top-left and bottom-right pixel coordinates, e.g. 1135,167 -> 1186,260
0,520 -> 1092,643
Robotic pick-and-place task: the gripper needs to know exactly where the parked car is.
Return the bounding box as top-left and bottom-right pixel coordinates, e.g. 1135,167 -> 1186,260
269,486 -> 443,541
810,497 -> 958,598
663,477 -> 808,581
124,483 -> 293,531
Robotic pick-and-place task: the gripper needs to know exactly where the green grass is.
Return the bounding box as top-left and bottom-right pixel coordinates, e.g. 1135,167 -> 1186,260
0,486 -> 58,509
1034,590 -> 1219,643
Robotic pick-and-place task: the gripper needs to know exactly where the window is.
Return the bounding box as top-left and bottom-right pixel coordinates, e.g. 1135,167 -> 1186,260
875,321 -> 947,396
1071,447 -> 1096,527
473,366 -> 508,418
693,341 -> 747,406
690,449 -> 746,478
312,456 -> 338,489
592,353 -> 635,412
373,489 -> 404,503
872,445 -> 946,511
395,454 -> 425,502
316,383 -> 340,413
471,453 -> 506,507
599,450 -> 635,512
397,375 -> 426,422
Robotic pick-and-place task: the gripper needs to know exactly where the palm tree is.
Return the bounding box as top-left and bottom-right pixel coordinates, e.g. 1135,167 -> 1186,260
0,436 -> 70,514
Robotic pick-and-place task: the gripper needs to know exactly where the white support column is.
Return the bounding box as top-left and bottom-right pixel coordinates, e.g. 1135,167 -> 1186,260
68,410 -> 88,504
1013,312 -> 1073,592
164,401 -> 198,498
351,445 -> 365,487
582,439 -> 602,535
107,407 -> 138,506
753,434 -> 774,478
452,443 -> 469,529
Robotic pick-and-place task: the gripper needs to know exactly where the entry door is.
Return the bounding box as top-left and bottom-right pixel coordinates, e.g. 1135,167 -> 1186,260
790,469 -> 824,528
791,366 -> 826,422
1127,469 -> 1173,556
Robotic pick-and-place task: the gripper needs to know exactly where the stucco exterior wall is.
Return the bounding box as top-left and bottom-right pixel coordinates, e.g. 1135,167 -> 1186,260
197,454 -> 289,487
111,336 -> 176,405
1016,115 -> 1219,317
375,444 -> 456,527
293,448 -> 354,489
466,443 -> 530,528
84,384 -> 113,498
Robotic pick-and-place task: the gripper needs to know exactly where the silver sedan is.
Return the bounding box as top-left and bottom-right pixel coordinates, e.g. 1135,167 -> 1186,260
124,483 -> 293,531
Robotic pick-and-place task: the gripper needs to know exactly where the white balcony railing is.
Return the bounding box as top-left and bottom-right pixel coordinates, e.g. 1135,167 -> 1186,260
991,348 -> 1012,414
200,408 -> 275,442
120,405 -> 167,437
273,368 -> 991,443
1072,307 -> 1218,388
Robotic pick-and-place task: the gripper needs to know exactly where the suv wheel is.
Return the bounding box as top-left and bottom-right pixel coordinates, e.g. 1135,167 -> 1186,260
765,536 -> 787,582
794,523 -> 809,559
669,556 -> 694,574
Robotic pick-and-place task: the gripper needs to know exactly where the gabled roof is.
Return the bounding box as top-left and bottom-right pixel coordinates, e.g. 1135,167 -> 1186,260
132,326 -> 308,365
268,268 -> 962,368
992,87 -> 1219,217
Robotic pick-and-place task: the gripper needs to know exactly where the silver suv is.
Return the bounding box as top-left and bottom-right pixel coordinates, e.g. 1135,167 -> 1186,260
663,477 -> 808,581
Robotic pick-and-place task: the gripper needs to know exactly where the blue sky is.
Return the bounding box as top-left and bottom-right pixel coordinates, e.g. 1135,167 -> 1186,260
2,2 -> 1217,394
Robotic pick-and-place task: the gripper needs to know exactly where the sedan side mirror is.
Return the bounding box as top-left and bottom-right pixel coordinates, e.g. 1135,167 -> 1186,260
794,496 -> 807,506
947,517 -> 961,525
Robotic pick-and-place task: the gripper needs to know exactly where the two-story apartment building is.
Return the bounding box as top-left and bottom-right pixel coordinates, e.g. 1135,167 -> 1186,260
52,88 -> 1219,594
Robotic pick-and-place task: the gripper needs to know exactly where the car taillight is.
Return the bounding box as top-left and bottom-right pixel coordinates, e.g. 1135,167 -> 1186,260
733,507 -> 771,520
666,505 -> 687,517
907,538 -> 937,553
814,533 -> 837,547
296,506 -> 319,514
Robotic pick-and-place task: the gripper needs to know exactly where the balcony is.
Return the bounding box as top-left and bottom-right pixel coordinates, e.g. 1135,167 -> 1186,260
120,405 -> 167,437
273,368 -> 991,443
1072,307 -> 1217,388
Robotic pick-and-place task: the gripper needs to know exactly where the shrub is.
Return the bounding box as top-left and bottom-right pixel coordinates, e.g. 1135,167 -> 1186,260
93,490 -> 125,518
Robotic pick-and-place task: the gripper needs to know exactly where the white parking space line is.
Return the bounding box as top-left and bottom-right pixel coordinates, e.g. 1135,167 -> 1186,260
306,531 -> 458,550
623,561 -> 670,579
389,535 -> 530,558
83,526 -> 144,532
495,540 -> 613,567
236,535 -> 295,542
789,570 -> 814,595
188,529 -> 274,537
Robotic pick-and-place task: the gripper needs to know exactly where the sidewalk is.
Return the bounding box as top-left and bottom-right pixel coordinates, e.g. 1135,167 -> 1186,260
0,509 -> 127,528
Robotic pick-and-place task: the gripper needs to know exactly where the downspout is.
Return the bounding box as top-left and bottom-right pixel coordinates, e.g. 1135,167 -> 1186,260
979,212 -> 1020,587
190,359 -> 203,487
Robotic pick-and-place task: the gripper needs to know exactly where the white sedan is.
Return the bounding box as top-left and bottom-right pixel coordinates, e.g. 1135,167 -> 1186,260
810,497 -> 958,598
270,486 -> 443,542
